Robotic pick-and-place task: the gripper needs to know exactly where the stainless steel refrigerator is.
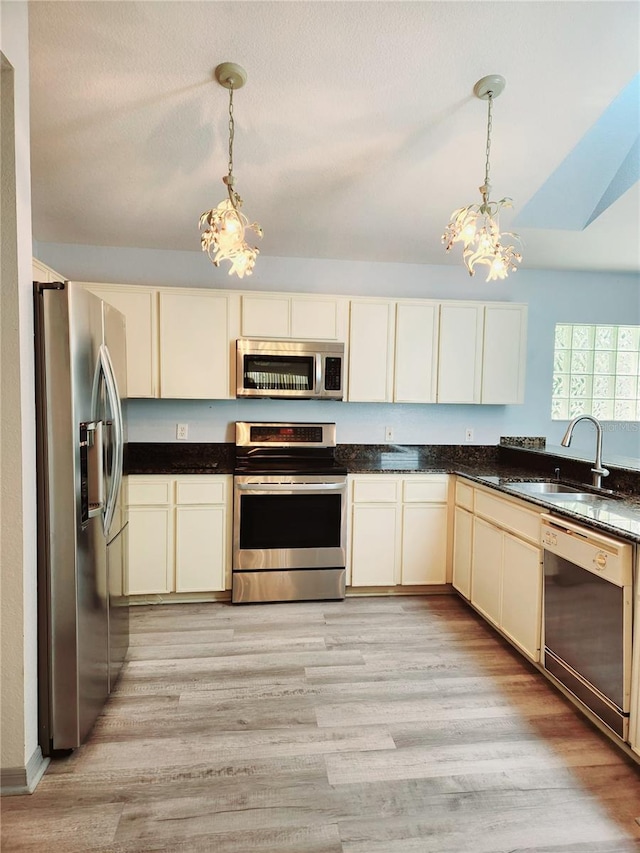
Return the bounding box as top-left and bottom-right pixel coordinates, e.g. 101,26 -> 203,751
34,281 -> 129,755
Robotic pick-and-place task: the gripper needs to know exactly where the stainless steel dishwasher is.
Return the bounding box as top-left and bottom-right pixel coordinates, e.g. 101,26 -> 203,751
542,515 -> 634,739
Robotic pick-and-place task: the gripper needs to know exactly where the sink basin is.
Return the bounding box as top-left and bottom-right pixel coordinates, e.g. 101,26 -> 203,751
505,481 -> 584,495
503,480 -> 621,503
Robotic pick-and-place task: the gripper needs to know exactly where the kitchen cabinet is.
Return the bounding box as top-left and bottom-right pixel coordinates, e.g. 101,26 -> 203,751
469,484 -> 543,661
349,475 -> 449,587
630,550 -> 640,754
437,303 -> 484,403
481,304 -> 528,404
32,258 -> 65,282
127,475 -> 231,597
240,293 -> 346,340
159,290 -> 231,399
394,301 -> 439,404
350,478 -> 399,586
348,300 -> 394,402
452,505 -> 473,599
437,302 -> 528,404
82,283 -> 159,398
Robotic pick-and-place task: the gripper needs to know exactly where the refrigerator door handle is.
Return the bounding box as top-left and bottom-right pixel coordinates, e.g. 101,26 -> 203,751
92,344 -> 124,537
85,420 -> 105,518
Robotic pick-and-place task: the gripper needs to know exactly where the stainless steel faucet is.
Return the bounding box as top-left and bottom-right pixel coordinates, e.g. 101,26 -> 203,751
560,415 -> 609,489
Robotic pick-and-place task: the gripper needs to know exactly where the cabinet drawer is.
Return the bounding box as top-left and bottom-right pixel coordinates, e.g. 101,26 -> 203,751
403,478 -> 448,503
128,479 -> 172,506
352,479 -> 399,503
176,479 -> 226,505
474,490 -> 541,542
455,481 -> 474,511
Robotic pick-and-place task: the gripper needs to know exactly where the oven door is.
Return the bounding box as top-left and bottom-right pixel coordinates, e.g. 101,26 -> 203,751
233,475 -> 347,570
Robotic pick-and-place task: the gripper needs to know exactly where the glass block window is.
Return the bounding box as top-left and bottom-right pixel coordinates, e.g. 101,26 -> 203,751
551,324 -> 640,421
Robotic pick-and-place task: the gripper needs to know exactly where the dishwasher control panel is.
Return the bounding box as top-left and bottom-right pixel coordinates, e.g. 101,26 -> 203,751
541,515 -> 633,587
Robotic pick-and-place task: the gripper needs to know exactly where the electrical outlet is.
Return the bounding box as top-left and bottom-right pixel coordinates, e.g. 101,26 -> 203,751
465,427 -> 474,442
385,426 -> 394,442
176,423 -> 189,440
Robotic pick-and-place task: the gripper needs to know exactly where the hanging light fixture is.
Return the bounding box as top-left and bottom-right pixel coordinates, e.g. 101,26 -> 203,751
442,75 -> 522,282
199,62 -> 262,278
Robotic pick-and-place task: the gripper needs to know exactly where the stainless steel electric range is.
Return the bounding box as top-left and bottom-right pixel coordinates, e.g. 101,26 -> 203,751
232,422 -> 347,604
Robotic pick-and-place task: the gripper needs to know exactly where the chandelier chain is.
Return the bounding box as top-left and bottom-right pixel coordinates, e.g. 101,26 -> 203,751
227,85 -> 235,179
484,92 -> 493,190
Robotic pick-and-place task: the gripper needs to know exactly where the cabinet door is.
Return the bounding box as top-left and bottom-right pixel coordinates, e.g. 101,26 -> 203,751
290,297 -> 338,339
127,507 -> 172,594
159,291 -> 230,399
84,286 -> 158,398
348,300 -> 393,402
32,258 -> 64,282
401,504 -> 447,585
471,517 -> 502,627
437,303 -> 483,403
482,305 -> 527,404
501,534 -> 542,661
351,505 -> 398,586
394,302 -> 438,403
241,295 -> 289,338
175,506 -> 226,592
452,506 -> 473,598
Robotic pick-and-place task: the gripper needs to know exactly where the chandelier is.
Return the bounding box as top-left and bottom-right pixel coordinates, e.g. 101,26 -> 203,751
200,62 -> 262,278
442,75 -> 522,282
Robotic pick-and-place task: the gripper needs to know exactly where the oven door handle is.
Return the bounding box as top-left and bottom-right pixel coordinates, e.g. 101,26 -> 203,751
236,482 -> 345,492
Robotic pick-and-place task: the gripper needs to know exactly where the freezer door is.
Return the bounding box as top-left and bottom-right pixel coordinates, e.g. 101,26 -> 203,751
35,283 -> 110,752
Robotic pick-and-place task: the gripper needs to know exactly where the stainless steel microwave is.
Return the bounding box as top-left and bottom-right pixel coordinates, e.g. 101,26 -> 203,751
236,339 -> 344,399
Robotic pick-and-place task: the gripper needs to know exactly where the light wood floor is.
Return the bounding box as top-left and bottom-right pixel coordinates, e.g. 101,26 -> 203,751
3,595 -> 640,852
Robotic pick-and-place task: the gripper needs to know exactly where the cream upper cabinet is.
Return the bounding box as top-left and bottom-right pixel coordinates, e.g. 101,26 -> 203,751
159,290 -> 231,399
32,258 -> 65,282
481,304 -> 527,404
437,303 -> 484,403
348,300 -> 394,402
81,283 -> 158,398
437,302 -> 527,405
394,301 -> 439,404
240,294 -> 344,340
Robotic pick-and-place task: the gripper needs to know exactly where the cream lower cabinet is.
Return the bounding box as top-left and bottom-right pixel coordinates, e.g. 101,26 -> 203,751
452,480 -> 474,598
630,550 -> 640,754
127,475 -> 231,596
470,487 -> 543,662
349,475 -> 448,588
452,505 -> 473,599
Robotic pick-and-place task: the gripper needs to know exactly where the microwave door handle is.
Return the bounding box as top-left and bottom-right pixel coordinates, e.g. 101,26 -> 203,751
315,354 -> 322,395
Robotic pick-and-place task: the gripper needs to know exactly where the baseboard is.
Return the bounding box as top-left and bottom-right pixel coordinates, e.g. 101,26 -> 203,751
1,746 -> 50,796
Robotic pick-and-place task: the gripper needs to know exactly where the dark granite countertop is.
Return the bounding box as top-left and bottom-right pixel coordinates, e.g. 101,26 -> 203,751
124,442 -> 235,475
124,441 -> 640,543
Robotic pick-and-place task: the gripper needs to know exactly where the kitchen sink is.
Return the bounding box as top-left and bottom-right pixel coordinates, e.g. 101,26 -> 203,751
505,481 -> 584,495
503,480 -> 621,503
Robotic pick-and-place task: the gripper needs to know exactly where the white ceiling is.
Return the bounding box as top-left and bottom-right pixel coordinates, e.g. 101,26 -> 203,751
28,1 -> 640,274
